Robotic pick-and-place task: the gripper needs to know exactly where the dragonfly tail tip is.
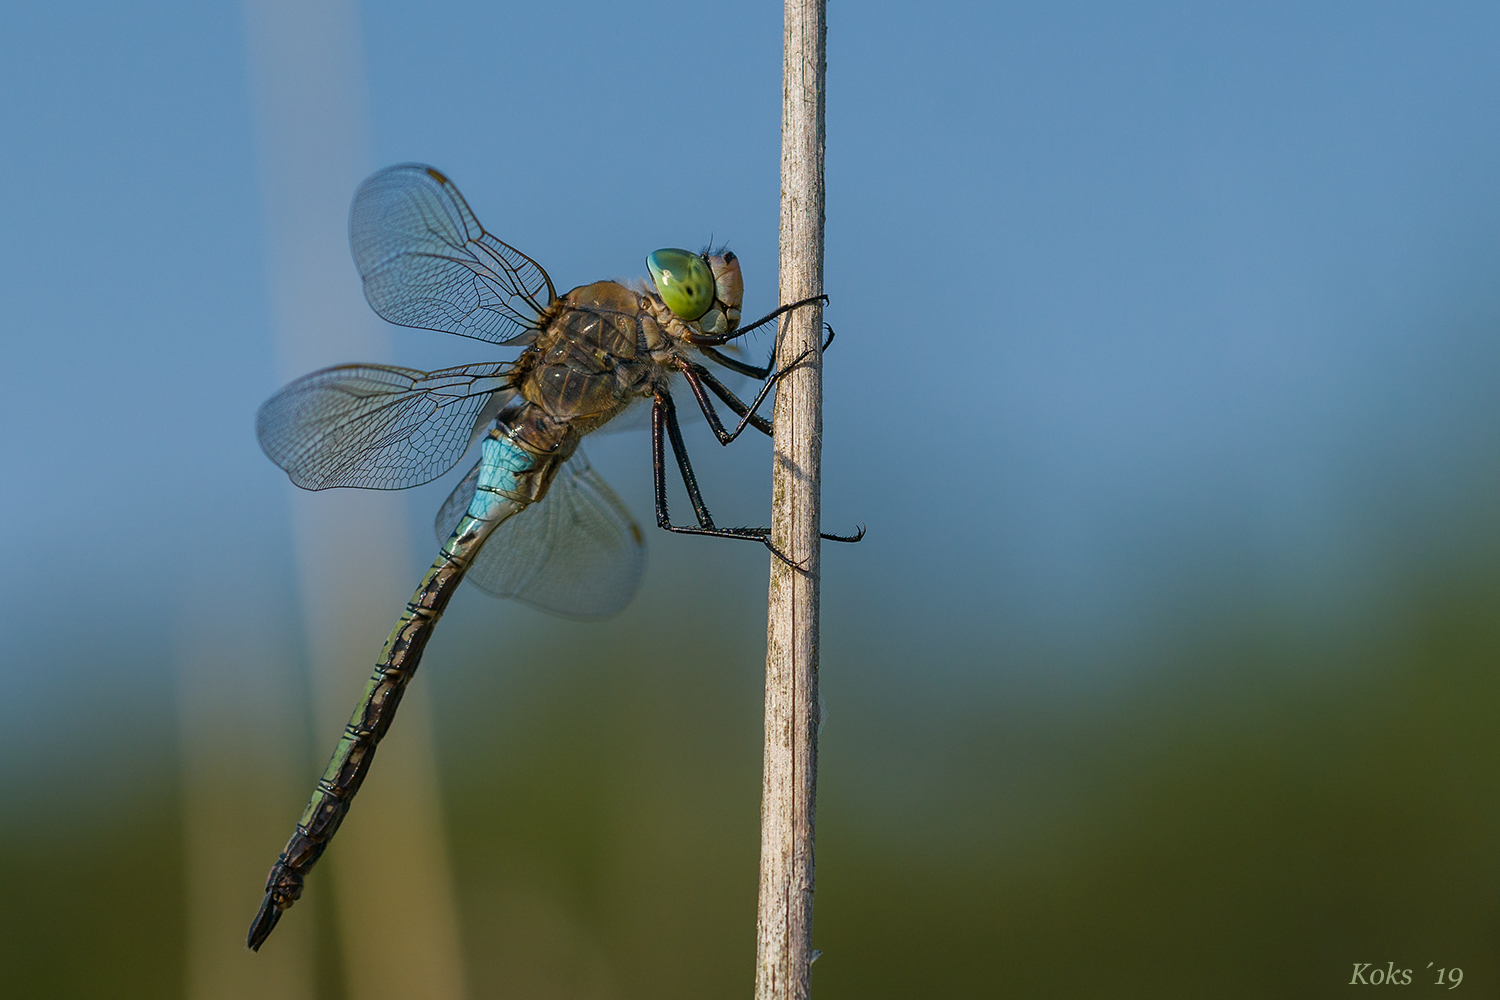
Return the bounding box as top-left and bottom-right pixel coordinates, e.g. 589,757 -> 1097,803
246,893 -> 282,952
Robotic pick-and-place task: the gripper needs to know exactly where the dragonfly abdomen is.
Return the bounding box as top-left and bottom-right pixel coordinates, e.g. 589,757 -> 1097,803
249,433 -> 551,951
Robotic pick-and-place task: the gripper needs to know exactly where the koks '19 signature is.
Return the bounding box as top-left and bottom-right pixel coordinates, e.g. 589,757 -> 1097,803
1349,963 -> 1462,988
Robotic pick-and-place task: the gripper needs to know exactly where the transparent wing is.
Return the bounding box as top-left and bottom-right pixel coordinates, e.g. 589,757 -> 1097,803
351,164 -> 557,346
436,449 -> 646,619
257,362 -> 514,490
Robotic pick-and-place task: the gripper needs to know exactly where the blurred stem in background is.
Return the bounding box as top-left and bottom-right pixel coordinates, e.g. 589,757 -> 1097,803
175,592 -> 315,1000
236,0 -> 466,996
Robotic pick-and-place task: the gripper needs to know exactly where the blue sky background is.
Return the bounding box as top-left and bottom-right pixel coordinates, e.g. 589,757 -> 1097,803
7,2 -> 1500,701
6,2 -> 1500,995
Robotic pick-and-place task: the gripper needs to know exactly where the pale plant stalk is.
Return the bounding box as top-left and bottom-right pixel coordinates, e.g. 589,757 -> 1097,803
755,0 -> 826,997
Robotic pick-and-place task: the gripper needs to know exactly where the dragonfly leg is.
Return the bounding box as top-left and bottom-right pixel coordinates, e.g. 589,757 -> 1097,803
679,364 -> 771,443
699,322 -> 836,381
697,344 -> 772,380
682,350 -> 816,446
686,293 -> 828,347
686,322 -> 837,442
651,389 -> 792,563
650,390 -> 863,564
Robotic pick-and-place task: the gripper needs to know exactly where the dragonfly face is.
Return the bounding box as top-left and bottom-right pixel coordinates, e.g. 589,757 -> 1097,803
246,164 -> 859,951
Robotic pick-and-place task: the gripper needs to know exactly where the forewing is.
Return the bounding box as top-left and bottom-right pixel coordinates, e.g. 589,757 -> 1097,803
350,164 -> 556,346
258,362 -> 513,490
435,450 -> 646,619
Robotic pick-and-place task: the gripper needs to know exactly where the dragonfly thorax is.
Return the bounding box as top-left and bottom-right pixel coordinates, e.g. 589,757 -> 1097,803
515,280 -> 666,439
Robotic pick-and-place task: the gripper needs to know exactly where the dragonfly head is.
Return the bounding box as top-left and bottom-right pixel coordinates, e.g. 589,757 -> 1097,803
647,248 -> 743,335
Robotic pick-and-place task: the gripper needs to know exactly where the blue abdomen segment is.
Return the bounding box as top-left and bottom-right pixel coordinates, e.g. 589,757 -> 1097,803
468,433 -> 534,521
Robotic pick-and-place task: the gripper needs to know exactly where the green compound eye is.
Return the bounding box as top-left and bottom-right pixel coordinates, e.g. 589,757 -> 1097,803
647,248 -> 714,321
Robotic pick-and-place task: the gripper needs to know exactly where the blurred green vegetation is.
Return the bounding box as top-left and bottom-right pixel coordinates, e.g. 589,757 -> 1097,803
0,773 -> 183,998
5,537 -> 1499,998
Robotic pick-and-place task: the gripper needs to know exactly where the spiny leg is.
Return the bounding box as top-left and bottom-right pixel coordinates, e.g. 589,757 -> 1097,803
649,390 -> 864,564
696,344 -> 773,381
653,389 -> 747,535
684,323 -> 838,443
686,293 -> 828,347
699,323 -> 836,381
652,389 -> 786,558
679,364 -> 771,443
681,349 -> 817,446
675,375 -> 865,545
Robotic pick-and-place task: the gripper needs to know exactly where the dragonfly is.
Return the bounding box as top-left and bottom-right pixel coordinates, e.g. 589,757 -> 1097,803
247,164 -> 862,950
